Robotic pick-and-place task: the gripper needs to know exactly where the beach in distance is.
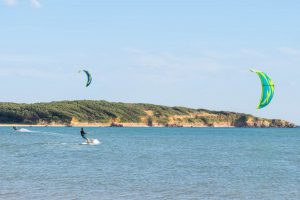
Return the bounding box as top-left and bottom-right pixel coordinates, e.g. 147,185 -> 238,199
0,123 -> 295,128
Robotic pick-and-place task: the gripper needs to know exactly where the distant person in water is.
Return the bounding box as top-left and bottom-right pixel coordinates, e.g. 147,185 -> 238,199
13,126 -> 18,131
80,128 -> 89,142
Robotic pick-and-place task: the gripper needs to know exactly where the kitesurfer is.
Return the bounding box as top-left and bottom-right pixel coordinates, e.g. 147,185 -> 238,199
13,126 -> 17,131
80,128 -> 89,142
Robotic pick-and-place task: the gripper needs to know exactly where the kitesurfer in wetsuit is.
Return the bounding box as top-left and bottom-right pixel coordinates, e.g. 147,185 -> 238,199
13,126 -> 17,131
80,128 -> 89,142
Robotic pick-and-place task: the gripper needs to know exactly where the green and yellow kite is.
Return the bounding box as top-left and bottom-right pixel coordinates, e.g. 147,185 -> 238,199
250,69 -> 274,109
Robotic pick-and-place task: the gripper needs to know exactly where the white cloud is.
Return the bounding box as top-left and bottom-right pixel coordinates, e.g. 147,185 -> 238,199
3,0 -> 17,6
3,0 -> 41,8
128,49 -> 221,72
0,53 -> 54,64
240,48 -> 266,58
0,67 -> 67,79
120,48 -> 227,85
30,0 -> 41,8
278,47 -> 300,56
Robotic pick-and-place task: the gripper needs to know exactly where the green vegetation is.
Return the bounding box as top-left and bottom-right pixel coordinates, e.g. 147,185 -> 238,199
0,100 -> 295,127
0,100 -> 193,124
0,100 -> 145,124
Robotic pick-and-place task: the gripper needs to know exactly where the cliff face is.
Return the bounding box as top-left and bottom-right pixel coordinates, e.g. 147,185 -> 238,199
233,118 -> 295,128
0,100 -> 296,128
144,112 -> 295,128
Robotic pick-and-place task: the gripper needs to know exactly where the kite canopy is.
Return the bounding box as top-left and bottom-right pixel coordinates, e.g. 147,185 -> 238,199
79,70 -> 92,87
250,69 -> 274,109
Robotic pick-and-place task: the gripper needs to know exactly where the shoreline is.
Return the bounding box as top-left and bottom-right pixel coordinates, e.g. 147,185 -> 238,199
0,123 -> 234,128
0,123 -> 288,128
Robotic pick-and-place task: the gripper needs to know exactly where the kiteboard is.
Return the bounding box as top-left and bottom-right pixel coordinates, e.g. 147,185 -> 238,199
82,138 -> 100,145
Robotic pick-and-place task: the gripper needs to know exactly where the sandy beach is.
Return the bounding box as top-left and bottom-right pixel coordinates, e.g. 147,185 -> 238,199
0,123 -> 234,128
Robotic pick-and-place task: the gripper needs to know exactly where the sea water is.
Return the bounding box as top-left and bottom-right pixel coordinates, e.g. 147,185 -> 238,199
0,127 -> 299,200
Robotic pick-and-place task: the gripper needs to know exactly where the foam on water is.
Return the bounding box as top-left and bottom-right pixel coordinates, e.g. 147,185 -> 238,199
81,139 -> 100,145
16,128 -> 34,133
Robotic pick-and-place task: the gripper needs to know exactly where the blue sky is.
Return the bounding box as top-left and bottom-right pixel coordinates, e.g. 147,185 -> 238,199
1,0 -> 300,124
